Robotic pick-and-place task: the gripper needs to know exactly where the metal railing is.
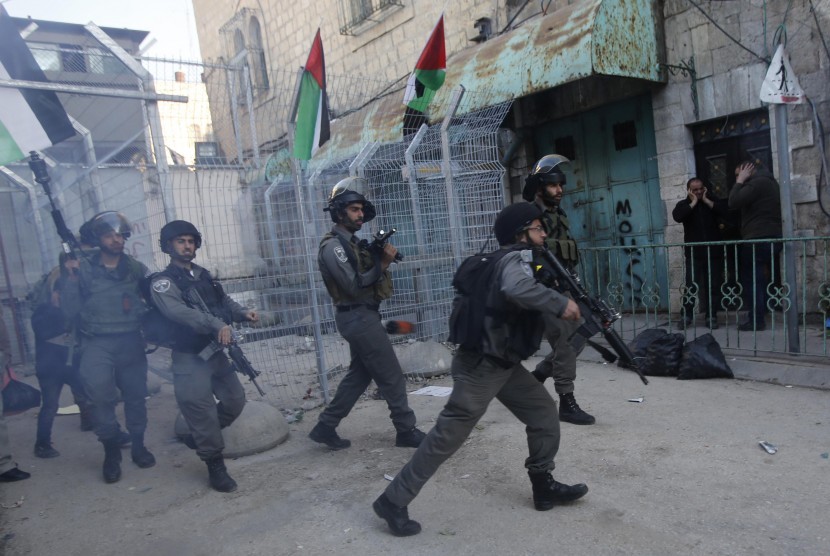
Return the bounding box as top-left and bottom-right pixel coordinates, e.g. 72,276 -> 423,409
578,237 -> 830,357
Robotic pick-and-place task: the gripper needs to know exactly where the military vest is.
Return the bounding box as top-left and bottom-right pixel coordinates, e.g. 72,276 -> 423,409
155,265 -> 230,353
320,232 -> 393,304
542,208 -> 579,265
78,255 -> 147,335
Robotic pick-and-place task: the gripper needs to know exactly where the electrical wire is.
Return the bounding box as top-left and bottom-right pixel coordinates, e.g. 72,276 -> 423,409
685,0 -> 770,63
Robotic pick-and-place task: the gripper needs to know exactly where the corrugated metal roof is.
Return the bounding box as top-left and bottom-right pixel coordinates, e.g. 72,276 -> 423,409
313,0 -> 664,165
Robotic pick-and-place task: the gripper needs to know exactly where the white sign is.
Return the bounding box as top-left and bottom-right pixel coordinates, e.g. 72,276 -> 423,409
760,44 -> 805,104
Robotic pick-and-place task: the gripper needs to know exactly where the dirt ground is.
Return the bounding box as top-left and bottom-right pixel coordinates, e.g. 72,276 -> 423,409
1,357 -> 829,556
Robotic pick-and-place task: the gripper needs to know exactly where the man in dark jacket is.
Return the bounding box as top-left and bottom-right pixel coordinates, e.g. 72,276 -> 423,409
672,177 -> 729,329
728,162 -> 783,331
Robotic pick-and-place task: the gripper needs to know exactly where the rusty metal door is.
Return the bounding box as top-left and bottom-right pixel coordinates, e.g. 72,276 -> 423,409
534,94 -> 667,310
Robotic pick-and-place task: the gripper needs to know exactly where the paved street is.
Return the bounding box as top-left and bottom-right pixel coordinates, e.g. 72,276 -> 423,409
1,356 -> 828,556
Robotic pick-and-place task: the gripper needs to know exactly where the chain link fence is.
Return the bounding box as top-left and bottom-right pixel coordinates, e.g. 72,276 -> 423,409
0,41 -> 512,413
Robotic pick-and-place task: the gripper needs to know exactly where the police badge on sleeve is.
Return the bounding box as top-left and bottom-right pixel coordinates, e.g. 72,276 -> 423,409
152,278 -> 171,293
334,246 -> 349,263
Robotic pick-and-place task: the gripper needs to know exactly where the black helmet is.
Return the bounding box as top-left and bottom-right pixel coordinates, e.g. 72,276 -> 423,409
521,154 -> 570,202
78,220 -> 96,246
159,220 -> 202,254
324,177 -> 376,223
493,202 -> 542,246
87,211 -> 132,243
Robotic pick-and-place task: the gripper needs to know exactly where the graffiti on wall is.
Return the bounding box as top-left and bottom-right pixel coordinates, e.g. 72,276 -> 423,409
615,198 -> 645,307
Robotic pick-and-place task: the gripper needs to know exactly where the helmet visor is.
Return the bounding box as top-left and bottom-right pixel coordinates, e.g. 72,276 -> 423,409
91,212 -> 132,239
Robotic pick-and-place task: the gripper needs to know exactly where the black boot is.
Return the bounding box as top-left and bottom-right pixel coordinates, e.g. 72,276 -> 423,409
130,435 -> 156,468
34,442 -> 60,458
395,427 -> 426,448
102,440 -> 122,484
373,493 -> 421,536
528,471 -> 588,511
308,422 -> 351,450
205,456 -> 237,492
559,393 -> 595,425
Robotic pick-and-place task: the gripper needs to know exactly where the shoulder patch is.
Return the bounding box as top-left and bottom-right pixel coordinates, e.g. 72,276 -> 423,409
152,278 -> 171,293
333,245 -> 349,264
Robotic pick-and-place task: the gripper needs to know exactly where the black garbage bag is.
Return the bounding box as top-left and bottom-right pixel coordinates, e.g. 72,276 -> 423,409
677,333 -> 734,379
627,328 -> 685,377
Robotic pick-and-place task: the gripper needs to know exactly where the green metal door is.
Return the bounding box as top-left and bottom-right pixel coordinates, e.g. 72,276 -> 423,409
534,94 -> 667,310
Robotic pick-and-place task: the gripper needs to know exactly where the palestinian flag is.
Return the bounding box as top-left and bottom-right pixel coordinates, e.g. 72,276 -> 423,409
293,29 -> 330,160
0,6 -> 74,166
403,15 -> 446,113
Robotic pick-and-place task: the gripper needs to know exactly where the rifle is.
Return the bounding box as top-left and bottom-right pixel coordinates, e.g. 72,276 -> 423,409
28,152 -> 81,257
186,288 -> 266,396
365,227 -> 403,262
535,247 -> 649,385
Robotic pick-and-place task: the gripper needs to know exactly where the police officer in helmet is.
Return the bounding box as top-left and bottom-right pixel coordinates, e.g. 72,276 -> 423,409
373,202 -> 587,537
59,211 -> 156,484
149,220 -> 257,493
523,154 -> 596,425
310,177 -> 426,450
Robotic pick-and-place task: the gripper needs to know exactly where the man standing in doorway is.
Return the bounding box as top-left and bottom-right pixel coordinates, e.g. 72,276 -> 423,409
672,177 -> 729,329
728,161 -> 783,331
522,154 -> 594,425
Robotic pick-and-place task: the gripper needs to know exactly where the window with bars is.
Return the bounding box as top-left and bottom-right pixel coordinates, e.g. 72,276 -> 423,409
337,0 -> 404,36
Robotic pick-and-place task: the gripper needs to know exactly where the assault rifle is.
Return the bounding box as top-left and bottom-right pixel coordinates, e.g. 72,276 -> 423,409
186,288 -> 266,396
28,152 -> 81,257
365,228 -> 403,262
535,247 -> 649,385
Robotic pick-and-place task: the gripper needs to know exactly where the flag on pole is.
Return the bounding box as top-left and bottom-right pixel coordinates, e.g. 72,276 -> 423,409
0,6 -> 74,166
403,15 -> 446,113
293,29 -> 330,160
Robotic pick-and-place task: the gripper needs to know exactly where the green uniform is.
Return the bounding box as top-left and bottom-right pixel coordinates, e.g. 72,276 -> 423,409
60,253 -> 149,442
534,200 -> 582,395
150,263 -> 248,460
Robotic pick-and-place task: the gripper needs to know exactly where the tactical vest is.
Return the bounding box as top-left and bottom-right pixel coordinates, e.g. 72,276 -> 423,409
542,208 -> 579,265
78,255 -> 147,335
156,265 -> 231,354
320,232 -> 393,304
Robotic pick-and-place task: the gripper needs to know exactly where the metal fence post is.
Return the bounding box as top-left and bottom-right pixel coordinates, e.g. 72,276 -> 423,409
774,104 -> 800,353
243,64 -> 261,169
84,23 -> 176,222
441,85 -> 466,268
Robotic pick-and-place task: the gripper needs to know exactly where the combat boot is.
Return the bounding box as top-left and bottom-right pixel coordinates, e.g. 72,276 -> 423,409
528,471 -> 588,511
34,442 -> 60,458
308,422 -> 351,450
373,493 -> 421,536
130,434 -> 156,468
559,392 -> 596,425
102,439 -> 122,483
205,456 -> 237,492
395,427 -> 426,448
